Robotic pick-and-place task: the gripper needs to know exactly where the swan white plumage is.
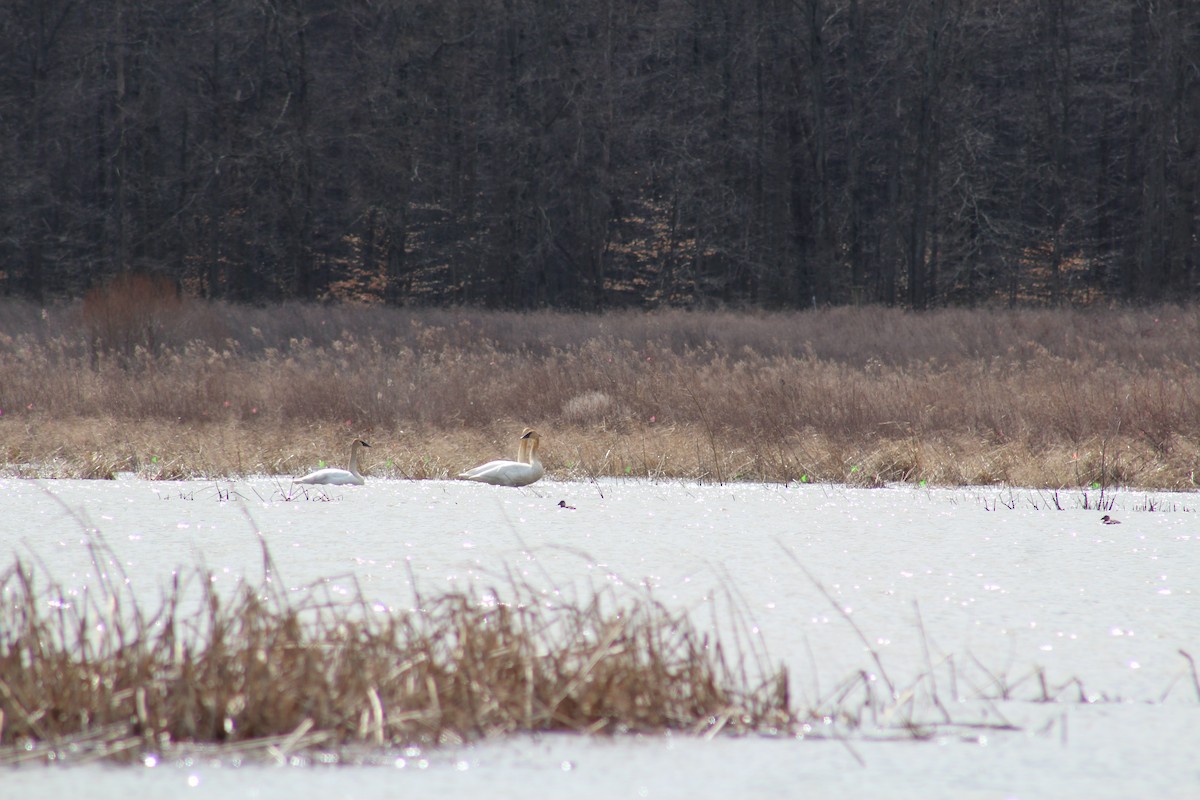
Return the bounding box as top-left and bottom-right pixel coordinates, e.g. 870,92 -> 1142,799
457,428 -> 532,476
458,429 -> 544,487
294,439 -> 371,486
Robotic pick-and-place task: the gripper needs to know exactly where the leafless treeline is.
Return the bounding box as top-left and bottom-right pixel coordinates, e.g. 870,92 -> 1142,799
1,0 -> 1197,308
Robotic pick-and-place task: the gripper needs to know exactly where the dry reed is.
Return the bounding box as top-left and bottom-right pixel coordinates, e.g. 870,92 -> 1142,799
0,538 -> 791,765
1,534 -> 1147,765
2,294 -> 1199,487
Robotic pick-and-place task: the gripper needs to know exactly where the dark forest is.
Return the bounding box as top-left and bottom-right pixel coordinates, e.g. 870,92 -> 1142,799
1,0 -> 1197,309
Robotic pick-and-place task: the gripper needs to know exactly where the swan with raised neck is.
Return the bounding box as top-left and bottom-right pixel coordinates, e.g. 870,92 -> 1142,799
458,429 -> 544,487
294,439 -> 371,486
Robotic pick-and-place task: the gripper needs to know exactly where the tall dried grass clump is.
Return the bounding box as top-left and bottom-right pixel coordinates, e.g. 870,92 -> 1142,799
0,545 -> 791,764
80,273 -> 184,365
2,300 -> 1199,487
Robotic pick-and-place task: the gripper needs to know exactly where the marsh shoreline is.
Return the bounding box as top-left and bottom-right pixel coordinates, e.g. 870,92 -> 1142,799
2,300 -> 1198,488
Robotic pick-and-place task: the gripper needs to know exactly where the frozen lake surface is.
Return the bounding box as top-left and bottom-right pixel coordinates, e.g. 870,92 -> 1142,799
3,476 -> 1198,799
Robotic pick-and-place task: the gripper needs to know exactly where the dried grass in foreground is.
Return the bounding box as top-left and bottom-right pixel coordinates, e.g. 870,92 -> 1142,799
0,543 -> 791,766
3,536 -> 1174,766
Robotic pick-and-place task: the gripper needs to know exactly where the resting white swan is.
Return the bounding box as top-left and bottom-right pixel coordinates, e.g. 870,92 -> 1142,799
294,439 -> 371,486
458,428 -> 532,473
458,429 -> 544,487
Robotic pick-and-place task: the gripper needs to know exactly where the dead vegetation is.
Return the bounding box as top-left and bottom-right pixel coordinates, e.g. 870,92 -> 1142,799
1,296 -> 1199,488
0,536 -> 794,765
4,534 -> 1192,765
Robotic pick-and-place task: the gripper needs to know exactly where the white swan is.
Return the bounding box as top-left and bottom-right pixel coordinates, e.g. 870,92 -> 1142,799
458,428 -> 532,474
294,439 -> 371,486
458,429 -> 544,487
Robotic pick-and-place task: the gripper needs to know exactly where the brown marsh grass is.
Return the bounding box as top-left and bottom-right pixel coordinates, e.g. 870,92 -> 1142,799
5,532 -> 1180,764
0,534 -> 796,764
2,293 -> 1199,488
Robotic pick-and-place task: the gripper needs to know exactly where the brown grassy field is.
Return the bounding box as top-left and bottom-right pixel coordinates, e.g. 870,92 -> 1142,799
2,289 -> 1199,488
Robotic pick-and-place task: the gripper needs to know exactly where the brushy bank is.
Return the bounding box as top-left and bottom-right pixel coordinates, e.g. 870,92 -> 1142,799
1,293 -> 1199,488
